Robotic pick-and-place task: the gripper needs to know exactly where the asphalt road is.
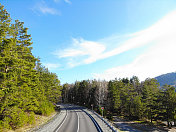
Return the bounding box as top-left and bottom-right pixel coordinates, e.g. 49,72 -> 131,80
55,105 -> 98,132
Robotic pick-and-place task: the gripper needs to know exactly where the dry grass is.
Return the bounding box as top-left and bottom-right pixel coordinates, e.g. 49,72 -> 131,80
5,112 -> 57,132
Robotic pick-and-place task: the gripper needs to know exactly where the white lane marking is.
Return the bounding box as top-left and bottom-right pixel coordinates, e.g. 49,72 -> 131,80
76,110 -> 79,132
56,106 -> 68,132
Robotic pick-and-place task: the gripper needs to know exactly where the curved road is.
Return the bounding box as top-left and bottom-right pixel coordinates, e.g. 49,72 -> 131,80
55,105 -> 98,132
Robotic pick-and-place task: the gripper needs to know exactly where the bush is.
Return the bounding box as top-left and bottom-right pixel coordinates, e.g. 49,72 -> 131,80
28,112 -> 35,125
3,106 -> 28,129
38,101 -> 55,116
1,116 -> 11,130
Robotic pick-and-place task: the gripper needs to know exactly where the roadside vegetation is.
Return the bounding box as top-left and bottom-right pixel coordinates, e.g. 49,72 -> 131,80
1,3 -> 176,131
0,4 -> 62,131
62,77 -> 176,128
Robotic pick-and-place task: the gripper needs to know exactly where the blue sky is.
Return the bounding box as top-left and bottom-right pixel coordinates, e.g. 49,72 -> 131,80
1,0 -> 176,84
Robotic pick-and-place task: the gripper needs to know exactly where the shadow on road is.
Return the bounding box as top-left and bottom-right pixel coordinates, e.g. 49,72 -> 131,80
113,117 -> 169,132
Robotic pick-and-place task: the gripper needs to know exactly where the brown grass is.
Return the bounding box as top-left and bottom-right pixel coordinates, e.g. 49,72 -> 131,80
5,112 -> 57,132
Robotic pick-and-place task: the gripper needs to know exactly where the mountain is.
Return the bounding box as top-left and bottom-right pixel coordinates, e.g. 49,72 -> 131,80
155,72 -> 176,86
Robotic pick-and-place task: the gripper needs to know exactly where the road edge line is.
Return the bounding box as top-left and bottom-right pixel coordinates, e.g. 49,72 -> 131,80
76,111 -> 79,132
82,109 -> 103,132
54,106 -> 68,132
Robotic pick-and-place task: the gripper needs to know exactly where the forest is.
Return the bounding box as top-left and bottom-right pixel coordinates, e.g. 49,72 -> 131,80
62,77 -> 176,128
1,3 -> 176,131
0,4 -> 62,130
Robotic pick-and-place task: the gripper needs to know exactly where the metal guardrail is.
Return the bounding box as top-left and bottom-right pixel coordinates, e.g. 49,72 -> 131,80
92,110 -> 117,132
82,109 -> 103,132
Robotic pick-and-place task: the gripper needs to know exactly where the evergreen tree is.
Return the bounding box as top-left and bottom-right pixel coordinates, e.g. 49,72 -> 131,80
162,85 -> 176,127
141,78 -> 159,122
0,4 -> 62,129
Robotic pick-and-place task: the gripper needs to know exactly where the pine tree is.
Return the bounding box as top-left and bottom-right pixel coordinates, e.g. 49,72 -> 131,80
141,78 -> 159,122
162,85 -> 176,127
0,4 -> 62,129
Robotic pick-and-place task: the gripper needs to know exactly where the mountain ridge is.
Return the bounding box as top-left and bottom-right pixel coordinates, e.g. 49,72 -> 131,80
155,72 -> 176,86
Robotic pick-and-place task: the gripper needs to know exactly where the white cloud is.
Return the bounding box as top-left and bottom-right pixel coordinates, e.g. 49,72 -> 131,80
43,63 -> 60,70
54,9 -> 176,78
64,0 -> 72,4
32,1 -> 60,15
53,0 -> 71,4
54,38 -> 106,67
53,0 -> 60,3
93,10 -> 176,81
93,40 -> 176,81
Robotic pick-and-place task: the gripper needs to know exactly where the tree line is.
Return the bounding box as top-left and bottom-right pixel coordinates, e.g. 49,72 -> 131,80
62,77 -> 176,128
0,4 -> 62,130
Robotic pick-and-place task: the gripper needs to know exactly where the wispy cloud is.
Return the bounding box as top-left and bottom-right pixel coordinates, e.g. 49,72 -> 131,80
53,0 -> 60,3
32,1 -> 60,15
54,9 -> 176,75
93,39 -> 176,81
53,0 -> 71,4
43,63 -> 60,70
54,38 -> 106,67
93,10 -> 176,81
64,0 -> 72,4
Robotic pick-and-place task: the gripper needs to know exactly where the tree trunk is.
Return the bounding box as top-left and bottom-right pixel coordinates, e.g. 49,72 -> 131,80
167,121 -> 170,128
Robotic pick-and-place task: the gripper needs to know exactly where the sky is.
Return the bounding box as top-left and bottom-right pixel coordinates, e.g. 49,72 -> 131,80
1,0 -> 176,84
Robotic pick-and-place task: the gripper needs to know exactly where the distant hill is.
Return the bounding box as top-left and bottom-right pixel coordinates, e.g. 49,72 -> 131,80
155,72 -> 176,86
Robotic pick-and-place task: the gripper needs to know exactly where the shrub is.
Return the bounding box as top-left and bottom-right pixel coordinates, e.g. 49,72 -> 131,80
28,112 -> 35,125
3,106 -> 28,129
2,116 -> 11,130
38,101 -> 55,116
